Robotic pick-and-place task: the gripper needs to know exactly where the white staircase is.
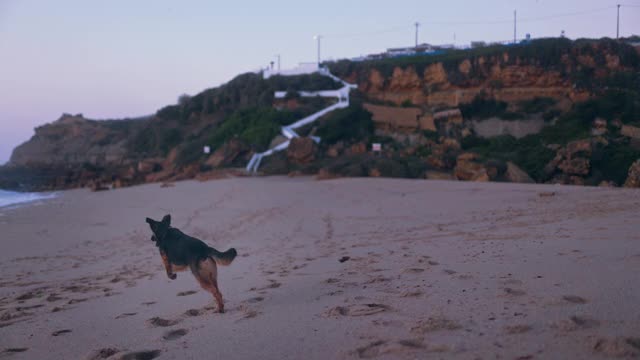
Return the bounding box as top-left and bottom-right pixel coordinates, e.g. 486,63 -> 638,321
246,68 -> 356,173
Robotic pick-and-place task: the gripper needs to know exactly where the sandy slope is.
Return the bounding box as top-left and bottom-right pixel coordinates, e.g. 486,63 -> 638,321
0,177 -> 639,360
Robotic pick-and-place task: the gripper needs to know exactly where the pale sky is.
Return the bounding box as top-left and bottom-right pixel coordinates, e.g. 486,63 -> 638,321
1,0 -> 639,164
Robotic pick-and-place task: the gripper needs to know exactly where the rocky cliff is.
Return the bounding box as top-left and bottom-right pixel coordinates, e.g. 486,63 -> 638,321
10,113 -> 140,167
330,38 -> 640,112
2,37 -> 640,191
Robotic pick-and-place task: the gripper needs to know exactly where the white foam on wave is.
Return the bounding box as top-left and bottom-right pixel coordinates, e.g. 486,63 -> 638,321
0,190 -> 57,209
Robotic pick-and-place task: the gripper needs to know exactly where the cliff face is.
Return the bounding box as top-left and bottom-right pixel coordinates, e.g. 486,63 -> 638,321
359,63 -> 584,108
10,114 -> 140,167
2,38 -> 639,191
338,42 -> 634,111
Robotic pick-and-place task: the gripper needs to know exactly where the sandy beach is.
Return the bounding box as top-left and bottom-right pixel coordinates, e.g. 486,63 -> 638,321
0,177 -> 639,359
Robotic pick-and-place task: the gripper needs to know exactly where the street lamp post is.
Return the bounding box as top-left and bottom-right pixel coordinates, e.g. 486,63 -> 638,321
617,4 -> 621,39
314,35 -> 322,67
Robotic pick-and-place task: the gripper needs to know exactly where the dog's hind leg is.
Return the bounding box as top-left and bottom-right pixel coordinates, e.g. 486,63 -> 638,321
208,273 -> 224,313
160,250 -> 176,280
190,259 -> 224,313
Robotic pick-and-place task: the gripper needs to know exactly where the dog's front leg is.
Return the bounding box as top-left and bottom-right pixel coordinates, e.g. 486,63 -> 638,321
160,250 -> 177,280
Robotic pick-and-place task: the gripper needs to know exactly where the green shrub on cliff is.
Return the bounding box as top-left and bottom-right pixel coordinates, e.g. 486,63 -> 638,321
316,105 -> 375,144
519,97 -> 557,114
209,107 -> 297,151
462,134 -> 555,182
128,72 -> 343,161
591,140 -> 640,185
460,95 -> 508,119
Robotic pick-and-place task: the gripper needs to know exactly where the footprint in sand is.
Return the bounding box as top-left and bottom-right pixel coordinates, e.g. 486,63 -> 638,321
503,288 -> 527,297
504,325 -> 532,334
327,304 -> 389,317
241,310 -> 260,320
563,295 -> 588,304
162,329 -> 188,341
258,280 -> 281,290
246,297 -> 264,304
176,290 -> 198,297
400,290 -> 423,298
2,348 -> 28,355
365,276 -> 391,284
46,294 -> 64,302
84,348 -> 119,360
593,337 -> 640,357
68,298 -> 89,304
411,317 -> 462,334
552,316 -> 599,332
15,288 -> 46,301
355,339 -> 425,359
115,313 -> 137,319
15,304 -> 43,311
119,350 -> 162,360
402,268 -> 425,274
147,317 -> 180,327
51,329 -> 72,336
141,301 -> 156,306
184,309 -> 203,317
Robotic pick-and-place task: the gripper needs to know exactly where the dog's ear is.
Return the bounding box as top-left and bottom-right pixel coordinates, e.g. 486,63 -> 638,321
161,214 -> 171,226
145,217 -> 155,225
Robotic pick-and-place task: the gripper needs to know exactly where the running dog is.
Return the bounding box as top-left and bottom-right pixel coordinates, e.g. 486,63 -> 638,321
145,214 -> 237,313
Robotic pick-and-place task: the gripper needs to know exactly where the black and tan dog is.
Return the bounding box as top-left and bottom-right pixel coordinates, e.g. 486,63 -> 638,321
146,215 -> 237,313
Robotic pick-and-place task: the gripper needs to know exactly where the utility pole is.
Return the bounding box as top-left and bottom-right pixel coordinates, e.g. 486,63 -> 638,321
617,4 -> 621,39
415,22 -> 420,47
514,10 -> 517,43
276,54 -> 281,72
313,35 -> 322,66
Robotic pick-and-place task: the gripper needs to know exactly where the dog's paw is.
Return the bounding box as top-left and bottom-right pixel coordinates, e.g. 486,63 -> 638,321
168,273 -> 177,280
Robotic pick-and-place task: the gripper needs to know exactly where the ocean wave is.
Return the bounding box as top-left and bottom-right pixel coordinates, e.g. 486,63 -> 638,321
0,190 -> 57,208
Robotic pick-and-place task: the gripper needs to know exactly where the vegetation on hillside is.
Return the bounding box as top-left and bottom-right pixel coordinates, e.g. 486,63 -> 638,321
125,73 -> 343,161
461,87 -> 640,184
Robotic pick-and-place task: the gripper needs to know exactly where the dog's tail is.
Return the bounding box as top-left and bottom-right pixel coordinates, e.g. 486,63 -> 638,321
209,247 -> 237,266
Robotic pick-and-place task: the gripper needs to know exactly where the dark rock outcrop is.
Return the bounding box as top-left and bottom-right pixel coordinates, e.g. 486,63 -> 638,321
545,139 -> 593,180
505,162 -> 534,184
453,153 -> 490,182
287,137 -> 317,165
624,160 -> 640,188
205,138 -> 250,168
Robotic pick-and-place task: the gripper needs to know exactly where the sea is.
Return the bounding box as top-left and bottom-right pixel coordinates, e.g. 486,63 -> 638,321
0,189 -> 57,209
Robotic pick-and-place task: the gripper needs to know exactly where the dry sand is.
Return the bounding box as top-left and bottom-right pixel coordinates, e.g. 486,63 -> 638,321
0,177 -> 639,359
